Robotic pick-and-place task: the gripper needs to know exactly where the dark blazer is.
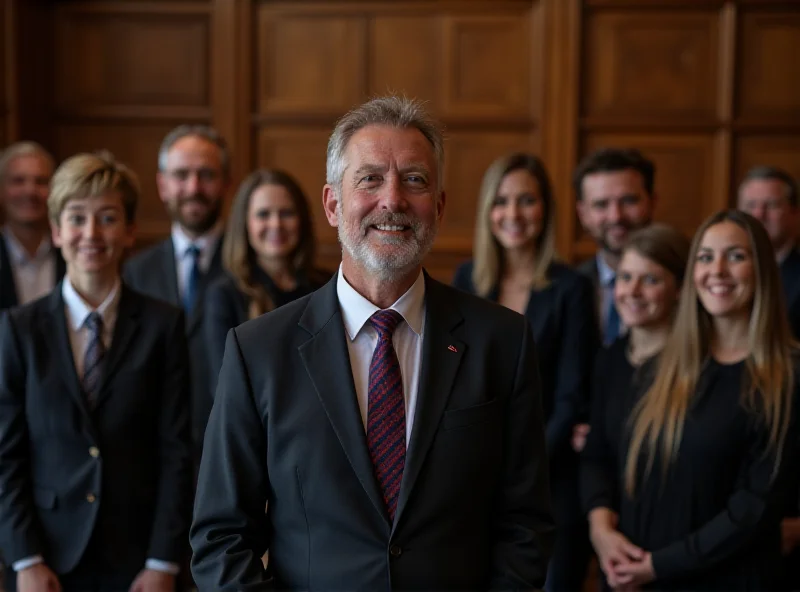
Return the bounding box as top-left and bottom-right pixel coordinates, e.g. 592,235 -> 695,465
781,248 -> 800,339
123,237 -> 225,458
0,284 -> 192,579
204,267 -> 330,393
0,234 -> 66,311
190,273 -> 555,590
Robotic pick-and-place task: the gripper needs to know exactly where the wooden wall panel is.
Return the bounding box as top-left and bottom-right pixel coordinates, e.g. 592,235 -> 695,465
0,2 -> 7,146
443,14 -> 532,118
734,135 -> 800,193
583,10 -> 720,120
55,12 -> 209,111
256,10 -> 366,115
738,11 -> 800,121
370,17 -> 440,106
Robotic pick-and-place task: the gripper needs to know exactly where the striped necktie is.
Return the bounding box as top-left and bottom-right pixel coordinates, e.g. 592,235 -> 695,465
83,312 -> 105,408
367,309 -> 406,522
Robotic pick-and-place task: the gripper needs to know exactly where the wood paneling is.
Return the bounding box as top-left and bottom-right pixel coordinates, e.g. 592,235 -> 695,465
55,12 -> 209,111
735,135 -> 800,192
256,10 -> 366,115
2,0 -> 798,277
0,2 -> 7,146
583,10 -> 720,120
738,11 -> 800,120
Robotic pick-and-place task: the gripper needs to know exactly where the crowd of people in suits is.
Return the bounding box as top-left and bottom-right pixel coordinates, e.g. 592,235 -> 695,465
0,94 -> 797,591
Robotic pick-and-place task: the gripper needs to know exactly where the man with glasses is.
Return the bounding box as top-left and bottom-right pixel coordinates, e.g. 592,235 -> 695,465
124,125 -> 231,469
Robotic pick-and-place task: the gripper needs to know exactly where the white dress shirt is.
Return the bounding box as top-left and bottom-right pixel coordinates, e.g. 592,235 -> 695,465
337,267 -> 426,444
171,222 -> 223,300
3,227 -> 56,305
12,277 -> 178,576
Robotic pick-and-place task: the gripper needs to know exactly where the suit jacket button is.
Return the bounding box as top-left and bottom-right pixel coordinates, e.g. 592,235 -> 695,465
389,544 -> 402,557
86,493 -> 96,503
89,447 -> 100,458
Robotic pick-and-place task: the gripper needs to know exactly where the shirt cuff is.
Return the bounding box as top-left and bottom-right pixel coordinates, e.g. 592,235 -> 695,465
145,558 -> 180,575
12,555 -> 44,572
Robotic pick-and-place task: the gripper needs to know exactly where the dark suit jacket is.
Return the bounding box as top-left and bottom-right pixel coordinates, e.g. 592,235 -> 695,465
781,248 -> 800,340
190,272 -> 555,590
453,261 -> 598,522
0,284 -> 192,577
204,267 -> 330,393
123,237 -> 225,457
0,234 -> 66,311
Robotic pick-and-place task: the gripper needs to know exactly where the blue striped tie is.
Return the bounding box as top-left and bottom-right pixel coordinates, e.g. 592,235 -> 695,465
83,312 -> 105,408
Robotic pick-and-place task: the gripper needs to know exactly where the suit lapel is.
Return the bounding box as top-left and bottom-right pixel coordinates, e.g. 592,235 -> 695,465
94,286 -> 141,409
0,235 -> 19,310
297,276 -> 389,523
394,276 -> 465,529
45,287 -> 97,435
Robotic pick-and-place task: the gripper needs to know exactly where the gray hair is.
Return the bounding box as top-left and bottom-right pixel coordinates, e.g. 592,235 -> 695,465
157,124 -> 231,178
326,96 -> 445,192
740,165 -> 798,208
0,141 -> 55,181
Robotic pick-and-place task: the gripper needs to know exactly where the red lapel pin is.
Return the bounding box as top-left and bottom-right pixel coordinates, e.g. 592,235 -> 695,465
447,345 -> 458,353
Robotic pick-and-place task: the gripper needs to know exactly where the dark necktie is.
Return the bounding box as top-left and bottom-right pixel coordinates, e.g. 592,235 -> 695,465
605,275 -> 620,346
183,244 -> 201,315
367,309 -> 406,522
83,312 -> 105,408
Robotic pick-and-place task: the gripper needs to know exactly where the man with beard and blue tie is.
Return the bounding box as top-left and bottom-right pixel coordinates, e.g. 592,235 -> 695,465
124,125 -> 231,470
190,96 -> 555,590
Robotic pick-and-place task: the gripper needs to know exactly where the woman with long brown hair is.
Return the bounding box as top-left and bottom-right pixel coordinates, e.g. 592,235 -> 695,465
582,210 -> 798,590
453,152 -> 599,591
205,169 -> 329,389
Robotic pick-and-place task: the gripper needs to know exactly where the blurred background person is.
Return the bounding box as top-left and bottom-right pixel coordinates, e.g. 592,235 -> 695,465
580,223 -> 689,588
582,210 -> 797,590
737,165 -> 800,338
0,142 -> 63,311
205,168 -> 330,391
124,124 -> 231,470
574,148 -> 656,346
453,152 -> 598,591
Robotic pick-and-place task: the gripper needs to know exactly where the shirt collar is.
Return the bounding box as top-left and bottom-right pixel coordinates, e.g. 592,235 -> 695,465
62,276 -> 122,332
336,265 -> 426,341
171,222 -> 223,259
596,253 -> 616,287
3,226 -> 52,265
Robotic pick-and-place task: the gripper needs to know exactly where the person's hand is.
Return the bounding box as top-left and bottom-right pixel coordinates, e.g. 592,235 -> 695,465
17,563 -> 61,592
572,423 -> 591,452
781,517 -> 800,555
129,569 -> 175,592
612,552 -> 655,589
589,524 -> 645,588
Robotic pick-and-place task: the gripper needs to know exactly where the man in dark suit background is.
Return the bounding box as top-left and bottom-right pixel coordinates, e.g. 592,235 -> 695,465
124,125 -> 230,466
0,142 -> 65,312
0,152 -> 192,592
574,148 -> 656,346
190,96 -> 555,590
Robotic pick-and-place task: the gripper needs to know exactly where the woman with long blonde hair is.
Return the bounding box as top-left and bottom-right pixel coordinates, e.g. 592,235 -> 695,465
453,152 -> 599,590
583,210 -> 798,590
205,169 -> 329,390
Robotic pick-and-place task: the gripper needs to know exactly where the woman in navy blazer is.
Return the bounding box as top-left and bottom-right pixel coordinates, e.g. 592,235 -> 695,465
205,169 -> 329,392
453,152 -> 599,591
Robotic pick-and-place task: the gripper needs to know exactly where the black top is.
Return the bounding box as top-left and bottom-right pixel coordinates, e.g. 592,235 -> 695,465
205,266 -> 330,393
581,337 -> 798,590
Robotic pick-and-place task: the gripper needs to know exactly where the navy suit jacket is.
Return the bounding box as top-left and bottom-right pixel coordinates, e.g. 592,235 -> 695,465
781,248 -> 800,339
190,272 -> 555,590
0,284 -> 192,577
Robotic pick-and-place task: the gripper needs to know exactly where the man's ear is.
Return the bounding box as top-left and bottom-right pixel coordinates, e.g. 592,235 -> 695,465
322,184 -> 340,228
